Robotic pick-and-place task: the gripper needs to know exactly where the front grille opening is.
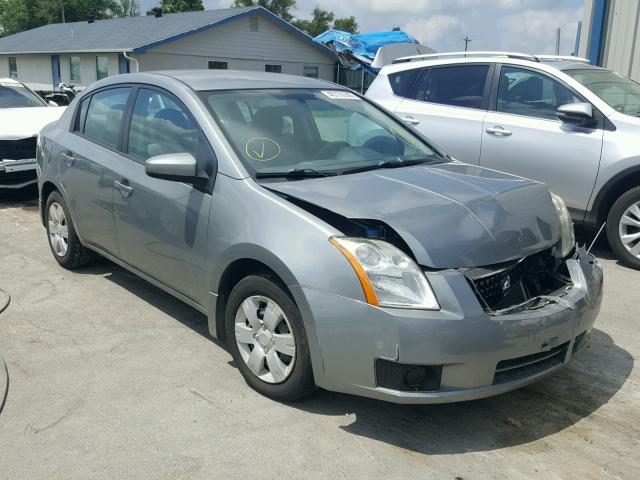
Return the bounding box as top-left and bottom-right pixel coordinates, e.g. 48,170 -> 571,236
493,341 -> 569,385
464,248 -> 572,314
375,359 -> 442,392
0,137 -> 37,160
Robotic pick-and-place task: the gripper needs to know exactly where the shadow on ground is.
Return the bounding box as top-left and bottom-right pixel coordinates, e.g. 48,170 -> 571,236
4,189 -> 634,454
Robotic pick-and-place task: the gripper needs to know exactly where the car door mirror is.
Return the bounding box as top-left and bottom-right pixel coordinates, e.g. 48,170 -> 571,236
48,100 -> 59,107
556,103 -> 595,126
145,152 -> 205,184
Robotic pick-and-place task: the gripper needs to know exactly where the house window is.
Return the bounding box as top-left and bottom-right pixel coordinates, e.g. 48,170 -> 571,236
265,64 -> 282,74
8,57 -> 17,78
70,56 -> 81,82
208,61 -> 228,70
303,66 -> 319,78
96,56 -> 109,80
249,16 -> 259,31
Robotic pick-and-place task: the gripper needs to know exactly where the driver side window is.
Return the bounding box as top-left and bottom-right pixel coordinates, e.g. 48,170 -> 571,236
128,88 -> 200,161
497,66 -> 582,120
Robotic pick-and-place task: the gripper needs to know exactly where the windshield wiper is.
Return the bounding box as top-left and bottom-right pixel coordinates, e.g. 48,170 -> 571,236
255,168 -> 335,179
339,158 -> 431,176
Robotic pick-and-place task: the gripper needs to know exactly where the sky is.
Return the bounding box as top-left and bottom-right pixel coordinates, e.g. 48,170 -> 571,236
142,0 -> 586,55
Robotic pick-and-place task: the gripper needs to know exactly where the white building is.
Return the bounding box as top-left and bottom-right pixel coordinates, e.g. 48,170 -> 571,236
578,0 -> 640,81
0,6 -> 336,90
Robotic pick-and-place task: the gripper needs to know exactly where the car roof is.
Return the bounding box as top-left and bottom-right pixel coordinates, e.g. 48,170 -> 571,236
0,77 -> 24,85
380,56 -> 609,75
146,70 -> 341,91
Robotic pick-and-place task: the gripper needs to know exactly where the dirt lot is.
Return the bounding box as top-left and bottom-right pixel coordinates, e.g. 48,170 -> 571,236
0,187 -> 638,480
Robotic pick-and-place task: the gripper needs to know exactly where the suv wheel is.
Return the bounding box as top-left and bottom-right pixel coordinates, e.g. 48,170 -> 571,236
606,186 -> 640,269
45,191 -> 95,269
225,274 -> 315,401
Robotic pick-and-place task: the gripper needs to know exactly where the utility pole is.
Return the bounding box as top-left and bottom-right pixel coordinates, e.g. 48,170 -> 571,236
463,36 -> 471,51
555,28 -> 561,55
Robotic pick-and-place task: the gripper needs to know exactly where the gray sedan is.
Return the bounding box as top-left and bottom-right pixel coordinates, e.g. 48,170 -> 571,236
37,70 -> 603,403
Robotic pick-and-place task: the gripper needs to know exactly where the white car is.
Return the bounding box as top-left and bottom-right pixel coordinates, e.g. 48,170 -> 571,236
366,52 -> 640,268
1,78 -> 65,189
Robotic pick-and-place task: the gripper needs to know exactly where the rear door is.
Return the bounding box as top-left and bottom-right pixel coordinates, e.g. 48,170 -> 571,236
111,87 -> 214,306
393,63 -> 492,163
59,87 -> 132,255
479,65 -> 604,212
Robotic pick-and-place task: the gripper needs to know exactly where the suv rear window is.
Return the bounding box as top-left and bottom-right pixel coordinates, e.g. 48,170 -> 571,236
411,65 -> 489,109
388,69 -> 420,97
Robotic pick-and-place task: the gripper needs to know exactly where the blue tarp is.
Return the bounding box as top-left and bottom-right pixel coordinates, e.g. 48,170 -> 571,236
313,29 -> 419,72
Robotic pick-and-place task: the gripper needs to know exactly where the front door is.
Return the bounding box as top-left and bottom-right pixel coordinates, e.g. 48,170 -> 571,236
112,87 -> 214,306
480,65 -> 603,213
394,64 -> 492,164
59,87 -> 133,254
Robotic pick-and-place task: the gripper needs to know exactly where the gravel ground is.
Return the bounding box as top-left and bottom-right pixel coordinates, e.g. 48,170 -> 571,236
0,187 -> 638,480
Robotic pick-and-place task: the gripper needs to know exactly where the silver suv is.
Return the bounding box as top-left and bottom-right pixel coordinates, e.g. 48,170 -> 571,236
367,52 -> 640,269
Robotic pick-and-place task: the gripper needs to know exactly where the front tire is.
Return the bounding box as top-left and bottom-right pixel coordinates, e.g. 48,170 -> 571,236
606,186 -> 640,269
225,274 -> 315,401
45,191 -> 95,269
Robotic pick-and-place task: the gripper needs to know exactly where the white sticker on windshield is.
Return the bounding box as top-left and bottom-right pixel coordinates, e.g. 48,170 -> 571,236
321,90 -> 358,100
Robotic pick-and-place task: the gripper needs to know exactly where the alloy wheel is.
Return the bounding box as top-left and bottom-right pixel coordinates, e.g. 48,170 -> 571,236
48,202 -> 69,257
234,295 -> 296,384
618,200 -> 640,258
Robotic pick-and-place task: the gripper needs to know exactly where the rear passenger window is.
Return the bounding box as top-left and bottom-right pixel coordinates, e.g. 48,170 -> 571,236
411,65 -> 489,109
83,88 -> 131,148
388,68 -> 420,97
127,89 -> 200,160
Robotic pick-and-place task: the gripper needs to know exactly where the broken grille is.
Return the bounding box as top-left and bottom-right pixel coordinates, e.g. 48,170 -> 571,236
464,248 -> 572,314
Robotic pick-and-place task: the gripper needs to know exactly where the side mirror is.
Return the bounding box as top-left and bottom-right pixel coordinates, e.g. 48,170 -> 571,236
48,100 -> 59,107
145,152 -> 206,184
556,103 -> 595,126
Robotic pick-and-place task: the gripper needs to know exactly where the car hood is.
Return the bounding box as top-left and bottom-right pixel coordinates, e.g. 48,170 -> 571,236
267,162 -> 561,268
0,106 -> 65,140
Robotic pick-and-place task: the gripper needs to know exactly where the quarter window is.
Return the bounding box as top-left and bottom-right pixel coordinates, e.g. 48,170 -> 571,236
497,66 -> 582,120
96,56 -> 109,80
83,88 -> 131,149
265,64 -> 282,74
70,56 -> 81,82
127,89 -> 200,160
208,61 -> 228,70
8,57 -> 17,78
411,65 -> 489,109
388,68 -> 420,98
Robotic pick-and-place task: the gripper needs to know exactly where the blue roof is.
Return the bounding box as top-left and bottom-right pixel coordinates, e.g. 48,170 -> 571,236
0,6 -> 335,58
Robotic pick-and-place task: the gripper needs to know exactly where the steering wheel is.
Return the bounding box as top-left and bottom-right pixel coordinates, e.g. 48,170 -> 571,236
362,135 -> 404,156
315,141 -> 350,159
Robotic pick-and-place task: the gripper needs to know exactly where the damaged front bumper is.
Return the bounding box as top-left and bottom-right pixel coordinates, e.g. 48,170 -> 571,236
293,246 -> 603,404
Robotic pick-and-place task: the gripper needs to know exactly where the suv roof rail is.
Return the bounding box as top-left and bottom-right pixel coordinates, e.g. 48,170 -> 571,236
535,55 -> 591,64
392,51 -> 539,64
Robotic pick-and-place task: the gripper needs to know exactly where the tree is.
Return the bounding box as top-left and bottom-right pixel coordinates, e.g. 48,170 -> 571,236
232,0 -> 295,23
332,16 -> 357,34
292,7 -> 358,37
158,0 -> 203,14
116,0 -> 139,17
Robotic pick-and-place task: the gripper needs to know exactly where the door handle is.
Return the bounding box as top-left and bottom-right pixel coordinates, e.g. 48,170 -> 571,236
61,152 -> 75,166
401,116 -> 420,126
114,179 -> 133,196
486,126 -> 513,137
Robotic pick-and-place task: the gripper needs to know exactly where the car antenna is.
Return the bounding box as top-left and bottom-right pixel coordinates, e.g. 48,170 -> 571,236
587,222 -> 606,255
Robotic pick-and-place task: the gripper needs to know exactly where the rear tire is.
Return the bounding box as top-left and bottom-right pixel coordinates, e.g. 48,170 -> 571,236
606,186 -> 640,270
45,191 -> 95,269
225,274 -> 316,401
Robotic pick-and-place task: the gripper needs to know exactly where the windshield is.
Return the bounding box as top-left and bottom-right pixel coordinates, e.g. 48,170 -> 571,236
0,82 -> 45,108
199,89 -> 443,177
565,69 -> 640,116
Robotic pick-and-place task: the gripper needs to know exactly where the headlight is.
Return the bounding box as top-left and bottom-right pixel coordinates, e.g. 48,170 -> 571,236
550,192 -> 575,258
330,237 -> 439,310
